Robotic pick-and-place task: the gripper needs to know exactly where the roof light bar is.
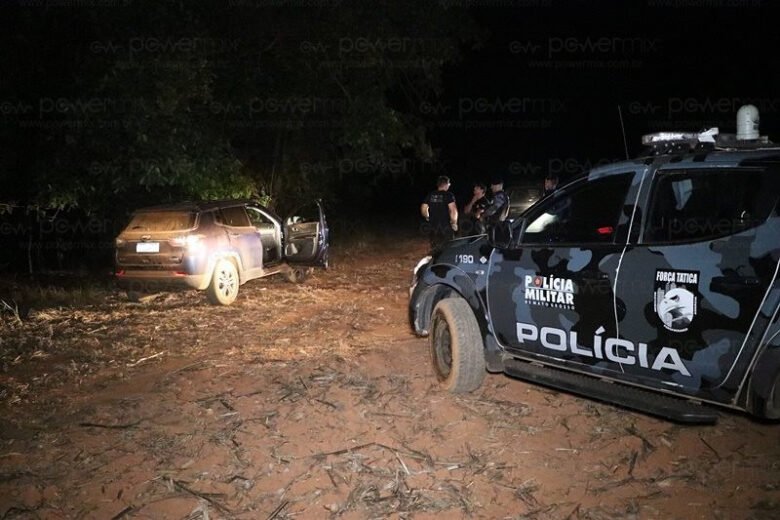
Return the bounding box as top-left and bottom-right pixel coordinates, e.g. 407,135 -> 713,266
641,127 -> 719,146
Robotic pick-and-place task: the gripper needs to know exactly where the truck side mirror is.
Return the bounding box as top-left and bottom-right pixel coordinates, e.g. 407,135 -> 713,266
488,218 -> 526,249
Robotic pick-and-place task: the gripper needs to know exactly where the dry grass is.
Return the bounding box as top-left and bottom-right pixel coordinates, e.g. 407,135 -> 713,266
0,238 -> 778,519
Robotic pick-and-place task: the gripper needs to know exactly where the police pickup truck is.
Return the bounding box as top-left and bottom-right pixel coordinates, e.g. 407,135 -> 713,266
409,123 -> 780,423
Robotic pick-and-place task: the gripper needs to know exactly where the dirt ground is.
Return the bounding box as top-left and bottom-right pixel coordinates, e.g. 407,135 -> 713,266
1,238 -> 778,520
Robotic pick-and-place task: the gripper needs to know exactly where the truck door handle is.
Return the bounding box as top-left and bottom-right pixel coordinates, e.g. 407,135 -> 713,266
228,232 -> 240,238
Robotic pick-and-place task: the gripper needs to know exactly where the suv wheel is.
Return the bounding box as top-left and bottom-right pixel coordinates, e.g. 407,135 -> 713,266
430,297 -> 485,393
283,267 -> 313,284
207,259 -> 239,305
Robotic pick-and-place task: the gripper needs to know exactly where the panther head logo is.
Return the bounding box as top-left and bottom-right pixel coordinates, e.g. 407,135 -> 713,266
657,287 -> 695,331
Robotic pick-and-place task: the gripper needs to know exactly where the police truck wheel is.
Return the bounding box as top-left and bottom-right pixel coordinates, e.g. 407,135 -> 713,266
207,259 -> 239,305
429,298 -> 485,393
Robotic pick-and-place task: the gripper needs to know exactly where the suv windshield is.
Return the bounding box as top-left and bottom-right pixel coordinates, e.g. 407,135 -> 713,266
126,211 -> 196,232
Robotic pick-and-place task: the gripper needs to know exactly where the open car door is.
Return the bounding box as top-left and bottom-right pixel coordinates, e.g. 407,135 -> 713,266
283,200 -> 329,268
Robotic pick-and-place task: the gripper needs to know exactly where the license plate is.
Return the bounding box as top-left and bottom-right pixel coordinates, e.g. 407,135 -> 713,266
136,242 -> 159,253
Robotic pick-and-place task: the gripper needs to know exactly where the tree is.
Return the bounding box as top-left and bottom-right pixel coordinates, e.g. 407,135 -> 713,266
202,1 -> 482,210
0,1 -> 481,222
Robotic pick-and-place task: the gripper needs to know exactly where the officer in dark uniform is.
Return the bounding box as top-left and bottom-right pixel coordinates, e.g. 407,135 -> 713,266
421,175 -> 458,251
480,177 -> 510,226
464,182 -> 491,234
544,173 -> 559,197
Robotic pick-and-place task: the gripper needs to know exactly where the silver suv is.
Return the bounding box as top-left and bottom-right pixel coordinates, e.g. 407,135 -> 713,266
115,200 -> 328,305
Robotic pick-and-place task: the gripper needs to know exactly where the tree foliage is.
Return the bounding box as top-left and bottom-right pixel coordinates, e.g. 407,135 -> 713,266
1,2 -> 481,215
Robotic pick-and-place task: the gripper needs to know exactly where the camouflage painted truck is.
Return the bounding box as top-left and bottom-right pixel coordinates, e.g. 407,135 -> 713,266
409,122 -> 780,423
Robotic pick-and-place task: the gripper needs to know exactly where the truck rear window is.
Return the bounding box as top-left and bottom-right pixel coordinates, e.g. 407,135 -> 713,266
126,211 -> 196,232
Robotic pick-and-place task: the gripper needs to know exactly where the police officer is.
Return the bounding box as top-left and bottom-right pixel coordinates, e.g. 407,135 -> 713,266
544,173 -> 559,197
464,182 -> 490,234
480,178 -> 510,226
421,175 -> 458,250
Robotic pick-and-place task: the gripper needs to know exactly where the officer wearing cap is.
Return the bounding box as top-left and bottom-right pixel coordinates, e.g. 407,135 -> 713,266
480,178 -> 510,226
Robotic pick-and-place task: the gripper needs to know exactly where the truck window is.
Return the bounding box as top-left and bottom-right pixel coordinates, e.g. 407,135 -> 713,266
522,173 -> 633,244
643,169 -> 778,244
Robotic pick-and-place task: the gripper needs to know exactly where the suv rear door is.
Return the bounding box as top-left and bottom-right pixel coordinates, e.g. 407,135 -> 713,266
283,201 -> 328,267
216,205 -> 263,271
246,205 -> 282,264
615,163 -> 780,400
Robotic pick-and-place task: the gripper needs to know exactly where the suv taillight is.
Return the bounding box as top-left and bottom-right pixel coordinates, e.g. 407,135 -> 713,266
170,234 -> 205,253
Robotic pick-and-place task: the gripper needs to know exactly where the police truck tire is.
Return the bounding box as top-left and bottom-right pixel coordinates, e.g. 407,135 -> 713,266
430,297 -> 486,393
207,259 -> 239,306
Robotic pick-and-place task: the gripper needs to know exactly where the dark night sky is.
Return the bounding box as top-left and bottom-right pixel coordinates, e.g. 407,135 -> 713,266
1,0 -> 778,235
424,1 -> 779,205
